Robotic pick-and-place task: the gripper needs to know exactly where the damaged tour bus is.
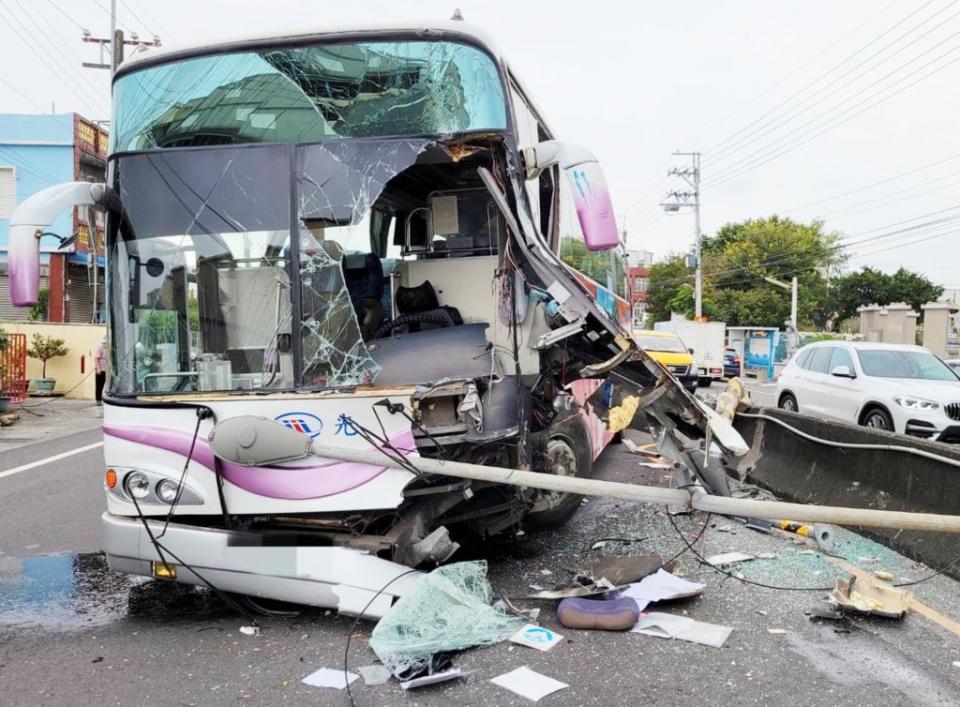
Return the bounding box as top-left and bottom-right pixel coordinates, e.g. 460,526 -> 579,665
8,21 -> 744,616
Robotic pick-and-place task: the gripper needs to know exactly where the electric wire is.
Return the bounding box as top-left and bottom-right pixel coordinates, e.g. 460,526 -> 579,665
705,24 -> 960,187
0,0 -> 106,117
707,0 -> 960,166
703,0 -> 943,157
783,152 -> 960,213
126,476 -> 261,626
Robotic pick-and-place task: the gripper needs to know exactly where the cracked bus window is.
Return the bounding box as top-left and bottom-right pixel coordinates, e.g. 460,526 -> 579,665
108,147 -> 293,395
112,40 -> 507,151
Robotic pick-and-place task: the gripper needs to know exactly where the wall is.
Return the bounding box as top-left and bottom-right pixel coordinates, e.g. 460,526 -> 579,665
0,114 -> 75,252
1,321 -> 105,398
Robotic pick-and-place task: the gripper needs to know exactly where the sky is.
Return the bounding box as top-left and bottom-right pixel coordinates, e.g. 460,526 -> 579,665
0,0 -> 958,286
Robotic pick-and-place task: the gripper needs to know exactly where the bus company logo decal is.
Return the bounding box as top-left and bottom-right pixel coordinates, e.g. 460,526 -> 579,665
275,412 -> 323,438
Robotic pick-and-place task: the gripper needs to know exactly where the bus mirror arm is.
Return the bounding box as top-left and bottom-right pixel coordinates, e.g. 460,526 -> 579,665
9,181 -> 112,307
520,140 -> 620,252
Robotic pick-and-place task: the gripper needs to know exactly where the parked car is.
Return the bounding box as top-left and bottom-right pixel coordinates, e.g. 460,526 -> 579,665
723,347 -> 741,378
632,330 -> 698,393
775,342 -> 960,442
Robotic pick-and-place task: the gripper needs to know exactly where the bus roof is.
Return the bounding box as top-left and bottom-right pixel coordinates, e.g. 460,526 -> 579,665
118,20 -> 504,75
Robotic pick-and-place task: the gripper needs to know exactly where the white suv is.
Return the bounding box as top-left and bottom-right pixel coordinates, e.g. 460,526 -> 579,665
775,341 -> 960,443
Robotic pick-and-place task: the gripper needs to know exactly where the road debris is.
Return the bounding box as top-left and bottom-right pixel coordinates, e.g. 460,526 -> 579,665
556,595 -> 640,631
767,628 -> 788,635
631,611 -> 733,648
874,570 -> 895,582
706,551 -> 756,567
490,666 -> 569,702
400,669 -> 466,690
369,561 -> 523,678
301,667 -> 358,690
588,553 -> 663,585
827,575 -> 910,619
509,624 -> 564,651
357,664 -> 392,687
621,569 -> 705,611
238,625 -> 260,636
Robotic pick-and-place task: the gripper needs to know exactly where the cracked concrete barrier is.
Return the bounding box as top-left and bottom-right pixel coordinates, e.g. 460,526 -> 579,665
731,407 -> 960,578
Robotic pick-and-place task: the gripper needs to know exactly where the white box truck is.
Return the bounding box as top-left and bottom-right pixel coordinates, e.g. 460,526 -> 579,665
654,318 -> 726,387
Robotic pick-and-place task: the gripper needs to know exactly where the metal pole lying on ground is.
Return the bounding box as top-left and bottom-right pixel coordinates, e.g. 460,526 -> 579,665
312,443 -> 960,534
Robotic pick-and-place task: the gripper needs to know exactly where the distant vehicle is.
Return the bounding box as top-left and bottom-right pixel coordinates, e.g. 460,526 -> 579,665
723,347 -> 741,379
775,341 -> 960,443
633,330 -> 698,393
654,320 -> 725,386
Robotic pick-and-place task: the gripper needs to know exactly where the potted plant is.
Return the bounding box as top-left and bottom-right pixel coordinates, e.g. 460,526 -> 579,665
28,333 -> 69,395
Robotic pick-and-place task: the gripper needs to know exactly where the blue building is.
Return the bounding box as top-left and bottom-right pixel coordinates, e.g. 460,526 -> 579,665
0,113 -> 107,321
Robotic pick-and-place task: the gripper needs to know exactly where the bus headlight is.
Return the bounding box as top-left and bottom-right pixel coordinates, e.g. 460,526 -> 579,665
156,479 -> 180,504
125,472 -> 150,499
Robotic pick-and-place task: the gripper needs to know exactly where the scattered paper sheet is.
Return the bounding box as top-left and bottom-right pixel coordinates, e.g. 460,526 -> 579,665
400,668 -> 465,690
510,624 -> 564,652
706,552 -> 755,567
302,667 -> 358,690
490,666 -> 569,702
622,569 -> 705,611
632,612 -> 733,648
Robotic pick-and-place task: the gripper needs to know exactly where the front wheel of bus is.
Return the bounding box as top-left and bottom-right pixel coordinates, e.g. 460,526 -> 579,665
525,418 -> 593,529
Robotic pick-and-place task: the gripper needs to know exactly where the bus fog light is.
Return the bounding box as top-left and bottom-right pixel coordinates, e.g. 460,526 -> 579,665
153,562 -> 176,579
156,479 -> 180,504
125,472 -> 150,499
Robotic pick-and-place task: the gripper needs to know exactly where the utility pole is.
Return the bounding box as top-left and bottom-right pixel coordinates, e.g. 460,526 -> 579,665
763,275 -> 799,331
660,151 -> 702,318
81,0 -> 161,77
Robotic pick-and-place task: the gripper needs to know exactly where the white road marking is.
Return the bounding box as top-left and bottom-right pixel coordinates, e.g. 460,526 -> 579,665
0,441 -> 104,480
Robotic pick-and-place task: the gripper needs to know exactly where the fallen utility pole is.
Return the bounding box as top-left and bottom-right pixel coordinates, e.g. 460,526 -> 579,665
312,443 -> 960,534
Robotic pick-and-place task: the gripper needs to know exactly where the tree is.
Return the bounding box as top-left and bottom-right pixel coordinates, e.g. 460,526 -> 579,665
646,256 -> 693,324
826,267 -> 942,326
648,216 -> 842,327
27,288 -> 49,321
27,334 -> 69,379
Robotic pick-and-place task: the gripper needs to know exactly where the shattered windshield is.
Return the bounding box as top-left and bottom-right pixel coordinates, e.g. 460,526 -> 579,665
112,40 -> 507,151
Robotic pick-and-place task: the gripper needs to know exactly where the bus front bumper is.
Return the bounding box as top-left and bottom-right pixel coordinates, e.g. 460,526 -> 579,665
101,512 -> 422,617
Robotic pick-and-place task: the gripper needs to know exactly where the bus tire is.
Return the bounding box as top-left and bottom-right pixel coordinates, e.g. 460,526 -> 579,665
524,416 -> 593,529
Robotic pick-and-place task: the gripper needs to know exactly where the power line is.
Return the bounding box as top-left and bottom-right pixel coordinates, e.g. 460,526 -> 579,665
703,0 -> 944,158
707,0 -> 960,166
647,209 -> 960,289
704,45 -> 960,191
683,0 -> 905,147
122,0 -> 172,37
783,152 -> 960,212
0,4 -> 104,117
705,23 -> 960,186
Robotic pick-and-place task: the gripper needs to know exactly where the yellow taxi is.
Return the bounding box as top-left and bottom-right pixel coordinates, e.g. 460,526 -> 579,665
632,329 -> 698,393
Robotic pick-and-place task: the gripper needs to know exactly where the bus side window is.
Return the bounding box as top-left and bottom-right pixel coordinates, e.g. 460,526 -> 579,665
557,176 -> 626,298
510,83 -> 553,238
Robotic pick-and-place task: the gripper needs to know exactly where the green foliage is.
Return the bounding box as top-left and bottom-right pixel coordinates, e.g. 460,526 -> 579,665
826,267 -> 943,326
558,236 -> 626,297
27,288 -> 49,322
646,256 -> 693,324
27,333 -> 69,378
649,216 -> 843,328
666,283 -> 715,320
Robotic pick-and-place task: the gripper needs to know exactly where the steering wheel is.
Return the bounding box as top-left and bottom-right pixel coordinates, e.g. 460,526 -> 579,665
372,311 -> 456,339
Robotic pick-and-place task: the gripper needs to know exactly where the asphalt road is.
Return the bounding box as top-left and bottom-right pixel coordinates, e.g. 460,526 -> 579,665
2,426 -> 960,706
